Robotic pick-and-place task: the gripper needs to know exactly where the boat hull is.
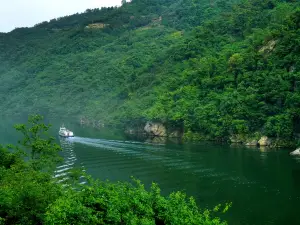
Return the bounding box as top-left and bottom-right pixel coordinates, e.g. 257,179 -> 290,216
59,132 -> 74,137
59,134 -> 74,137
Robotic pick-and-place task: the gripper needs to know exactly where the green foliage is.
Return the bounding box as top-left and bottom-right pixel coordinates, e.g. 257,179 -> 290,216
0,116 -> 64,225
265,113 -> 293,138
0,117 -> 229,224
45,179 -> 229,225
0,145 -> 23,169
144,0 -> 300,142
0,168 -> 63,225
14,115 -> 62,171
1,0 -> 300,145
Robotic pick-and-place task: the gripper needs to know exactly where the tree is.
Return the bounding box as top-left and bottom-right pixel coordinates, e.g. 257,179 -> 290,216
0,116 -> 230,224
14,115 -> 62,171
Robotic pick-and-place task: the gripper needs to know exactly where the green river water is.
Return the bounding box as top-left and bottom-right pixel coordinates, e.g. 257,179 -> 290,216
1,121 -> 300,224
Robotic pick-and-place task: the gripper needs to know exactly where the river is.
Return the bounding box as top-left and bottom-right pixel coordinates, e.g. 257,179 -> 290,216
2,121 -> 300,224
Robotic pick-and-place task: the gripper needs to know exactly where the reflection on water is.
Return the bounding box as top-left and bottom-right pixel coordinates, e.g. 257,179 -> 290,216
145,136 -> 167,144
54,138 -> 86,185
292,155 -> 300,164
68,137 -> 204,172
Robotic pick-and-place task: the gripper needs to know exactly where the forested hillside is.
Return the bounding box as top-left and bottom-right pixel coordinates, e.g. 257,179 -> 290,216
1,0 -> 300,145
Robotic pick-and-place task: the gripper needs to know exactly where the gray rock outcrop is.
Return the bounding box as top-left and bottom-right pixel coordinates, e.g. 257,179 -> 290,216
290,148 -> 300,156
258,136 -> 271,146
245,140 -> 258,146
230,135 -> 243,143
169,130 -> 182,138
144,122 -> 167,137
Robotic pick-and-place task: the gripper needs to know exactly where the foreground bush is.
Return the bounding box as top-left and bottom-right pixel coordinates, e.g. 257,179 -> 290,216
45,179 -> 230,225
0,116 -> 229,225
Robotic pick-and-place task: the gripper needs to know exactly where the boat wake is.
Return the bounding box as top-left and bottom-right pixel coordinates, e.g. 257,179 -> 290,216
68,136 -> 165,152
53,137 -> 86,185
65,137 -> 216,176
56,136 -> 253,189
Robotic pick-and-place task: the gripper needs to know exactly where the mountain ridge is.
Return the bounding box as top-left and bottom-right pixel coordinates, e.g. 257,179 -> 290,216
1,0 -> 300,146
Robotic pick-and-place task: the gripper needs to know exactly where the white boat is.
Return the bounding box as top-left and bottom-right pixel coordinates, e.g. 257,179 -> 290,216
59,125 -> 74,137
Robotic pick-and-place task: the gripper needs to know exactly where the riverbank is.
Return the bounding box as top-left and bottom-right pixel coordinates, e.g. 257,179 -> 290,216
60,123 -> 300,225
78,117 -> 298,149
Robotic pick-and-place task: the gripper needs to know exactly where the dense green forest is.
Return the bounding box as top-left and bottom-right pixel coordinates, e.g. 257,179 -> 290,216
0,116 -> 230,224
1,0 -> 300,145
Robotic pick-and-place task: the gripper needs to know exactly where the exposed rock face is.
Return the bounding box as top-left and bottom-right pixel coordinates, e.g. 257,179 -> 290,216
290,149 -> 300,156
230,135 -> 243,143
80,117 -> 88,125
289,65 -> 295,73
85,23 -> 108,29
259,40 -> 277,54
245,140 -> 258,146
144,122 -> 167,137
271,138 -> 296,148
79,117 -> 104,127
258,136 -> 271,146
169,130 -> 182,138
125,129 -> 135,135
146,136 -> 167,144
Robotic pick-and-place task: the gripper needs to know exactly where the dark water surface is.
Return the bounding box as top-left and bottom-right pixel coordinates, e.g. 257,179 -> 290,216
2,121 -> 300,225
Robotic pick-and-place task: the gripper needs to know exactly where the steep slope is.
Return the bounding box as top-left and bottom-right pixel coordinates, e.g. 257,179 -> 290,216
1,0 -> 300,145
145,0 -> 300,143
0,0 -> 236,119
